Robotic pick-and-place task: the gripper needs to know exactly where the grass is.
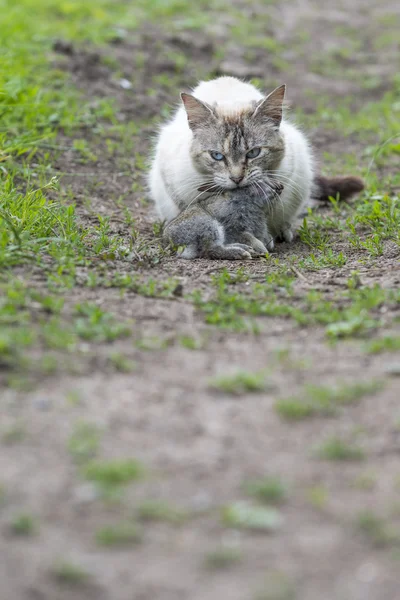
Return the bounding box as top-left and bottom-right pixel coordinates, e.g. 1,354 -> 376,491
96,523 -> 142,546
137,500 -> 188,525
52,561 -> 91,586
275,380 -> 382,421
68,422 -> 101,464
357,511 -> 400,548
204,547 -> 243,570
209,370 -> 271,395
365,335 -> 400,354
316,436 -> 365,461
244,477 -> 288,505
222,502 -> 283,532
9,514 -> 36,536
83,458 -> 144,490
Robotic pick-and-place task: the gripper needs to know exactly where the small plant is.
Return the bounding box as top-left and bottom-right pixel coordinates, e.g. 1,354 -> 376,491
316,436 -> 365,461
84,459 -> 144,488
275,381 -> 381,421
108,352 -> 136,372
9,513 -> 36,536
204,547 -> 242,570
96,523 -> 142,546
209,370 -> 270,395
222,502 -> 283,532
245,477 -> 287,505
52,561 -> 90,586
357,510 -> 400,547
68,422 -> 101,464
137,500 -> 188,524
365,336 -> 400,354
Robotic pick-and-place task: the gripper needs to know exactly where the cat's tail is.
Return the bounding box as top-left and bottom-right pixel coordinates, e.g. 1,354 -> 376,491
313,175 -> 365,203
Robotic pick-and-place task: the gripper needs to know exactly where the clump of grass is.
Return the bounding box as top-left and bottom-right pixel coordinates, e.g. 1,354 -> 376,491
316,436 -> 365,461
209,370 -> 271,395
84,459 -> 144,489
9,513 -> 36,536
357,510 -> 400,547
137,500 -> 188,524
222,502 -> 283,532
275,380 -> 381,421
179,335 -> 204,350
96,523 -> 142,546
365,335 -> 400,354
52,561 -> 90,586
68,422 -> 101,464
108,352 -> 136,372
204,547 -> 242,570
245,477 -> 287,505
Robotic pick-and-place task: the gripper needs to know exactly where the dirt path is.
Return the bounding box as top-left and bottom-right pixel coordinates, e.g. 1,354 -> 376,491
1,1 -> 400,599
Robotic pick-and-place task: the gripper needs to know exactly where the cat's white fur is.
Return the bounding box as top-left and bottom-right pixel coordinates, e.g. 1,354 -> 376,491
149,76 -> 314,239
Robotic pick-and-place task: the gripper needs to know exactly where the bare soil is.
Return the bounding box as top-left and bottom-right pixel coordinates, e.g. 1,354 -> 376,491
2,1 -> 400,599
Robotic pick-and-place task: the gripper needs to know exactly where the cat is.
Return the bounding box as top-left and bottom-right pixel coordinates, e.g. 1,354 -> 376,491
163,178 -> 284,260
149,76 -> 364,249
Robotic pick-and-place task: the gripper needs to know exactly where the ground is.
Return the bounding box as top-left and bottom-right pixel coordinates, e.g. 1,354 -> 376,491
1,1 -> 400,599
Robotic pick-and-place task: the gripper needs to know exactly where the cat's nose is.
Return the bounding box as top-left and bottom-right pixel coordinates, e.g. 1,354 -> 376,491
230,175 -> 244,185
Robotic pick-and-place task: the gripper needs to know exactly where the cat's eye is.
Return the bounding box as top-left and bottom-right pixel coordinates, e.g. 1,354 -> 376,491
210,151 -> 224,161
246,147 -> 261,159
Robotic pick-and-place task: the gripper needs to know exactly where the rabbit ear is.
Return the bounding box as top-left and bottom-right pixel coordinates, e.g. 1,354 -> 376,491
181,93 -> 215,130
252,84 -> 286,127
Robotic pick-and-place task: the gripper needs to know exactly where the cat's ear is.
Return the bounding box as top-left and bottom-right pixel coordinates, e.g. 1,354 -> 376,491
252,84 -> 286,127
181,93 -> 215,130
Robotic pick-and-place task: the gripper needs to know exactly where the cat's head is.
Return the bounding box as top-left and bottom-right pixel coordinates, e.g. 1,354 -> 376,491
181,85 -> 285,191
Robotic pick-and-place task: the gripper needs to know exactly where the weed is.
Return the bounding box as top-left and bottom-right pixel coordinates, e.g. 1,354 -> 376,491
68,422 -> 101,464
96,523 -> 142,546
204,547 -> 242,570
209,370 -> 271,395
245,477 -> 287,505
365,336 -> 400,354
108,352 -> 136,372
84,459 -> 144,489
52,561 -> 90,586
275,381 -> 381,421
357,511 -> 400,547
9,514 -> 36,536
137,500 -> 188,524
222,502 -> 283,532
316,437 -> 365,461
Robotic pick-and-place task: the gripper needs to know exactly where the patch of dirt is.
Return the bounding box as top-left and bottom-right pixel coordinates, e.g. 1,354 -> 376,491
2,2 -> 400,600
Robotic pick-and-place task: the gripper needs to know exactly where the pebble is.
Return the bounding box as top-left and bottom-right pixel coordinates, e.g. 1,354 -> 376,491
119,78 -> 133,90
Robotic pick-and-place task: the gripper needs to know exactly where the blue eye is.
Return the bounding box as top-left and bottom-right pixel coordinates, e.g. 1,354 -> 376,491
246,147 -> 261,159
210,151 -> 224,161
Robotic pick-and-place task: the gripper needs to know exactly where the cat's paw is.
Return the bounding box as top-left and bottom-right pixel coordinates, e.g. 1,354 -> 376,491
276,225 -> 294,244
223,244 -> 253,260
270,179 -> 284,195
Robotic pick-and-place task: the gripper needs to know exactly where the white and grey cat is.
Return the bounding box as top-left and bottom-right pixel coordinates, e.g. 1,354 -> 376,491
149,76 -> 363,252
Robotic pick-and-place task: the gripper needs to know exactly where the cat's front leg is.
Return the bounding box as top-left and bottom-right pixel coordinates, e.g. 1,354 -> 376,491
236,232 -> 269,256
275,222 -> 294,244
